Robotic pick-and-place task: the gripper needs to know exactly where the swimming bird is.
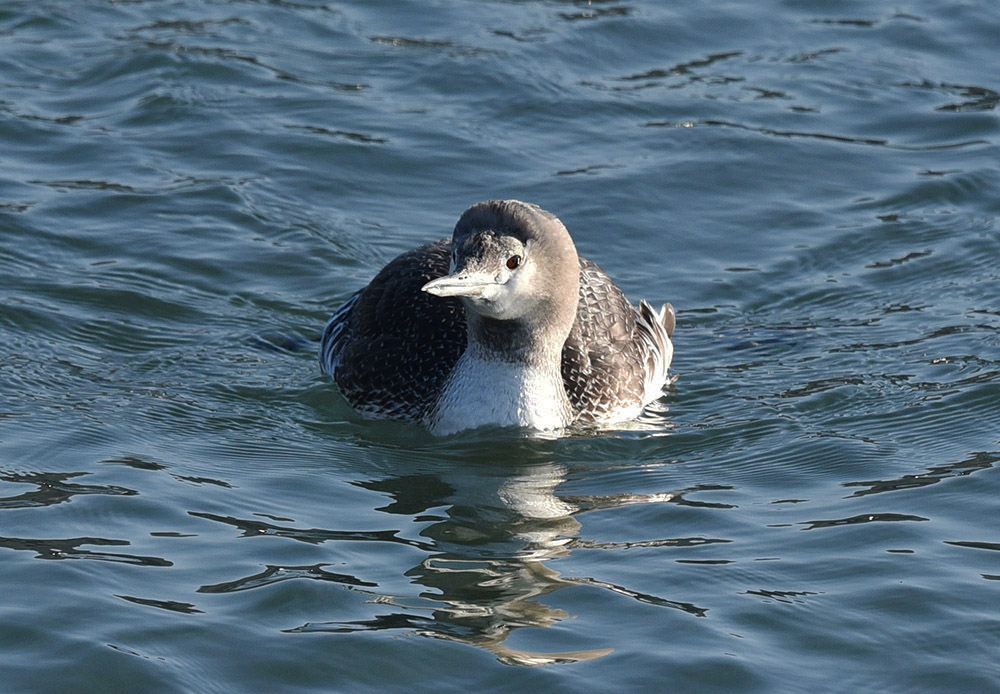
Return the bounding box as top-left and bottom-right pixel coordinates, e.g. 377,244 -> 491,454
320,200 -> 675,435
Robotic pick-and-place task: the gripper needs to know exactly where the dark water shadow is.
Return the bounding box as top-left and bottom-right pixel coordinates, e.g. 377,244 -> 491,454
198,563 -> 377,593
115,594 -> 203,614
842,451 -> 997,498
0,535 -> 171,566
0,470 -> 137,509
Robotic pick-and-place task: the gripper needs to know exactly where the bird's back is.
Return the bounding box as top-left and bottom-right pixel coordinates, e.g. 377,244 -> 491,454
320,239 -> 466,421
561,258 -> 674,423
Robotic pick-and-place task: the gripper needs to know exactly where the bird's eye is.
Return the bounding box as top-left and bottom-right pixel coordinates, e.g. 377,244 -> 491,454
506,255 -> 521,270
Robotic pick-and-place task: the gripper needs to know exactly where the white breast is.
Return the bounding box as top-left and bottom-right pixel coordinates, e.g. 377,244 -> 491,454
426,350 -> 572,436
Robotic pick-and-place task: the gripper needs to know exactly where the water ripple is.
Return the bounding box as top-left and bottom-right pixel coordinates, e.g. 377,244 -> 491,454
945,540 -> 1000,553
745,588 -> 822,605
843,451 -> 997,498
573,536 -> 731,550
0,535 -> 171,566
564,576 -> 708,617
645,118 -> 990,151
802,513 -> 929,530
198,563 -> 376,593
188,511 -> 434,550
115,594 -> 203,614
0,470 -> 137,509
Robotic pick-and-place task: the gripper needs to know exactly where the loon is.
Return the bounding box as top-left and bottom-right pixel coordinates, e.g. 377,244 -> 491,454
320,200 -> 675,436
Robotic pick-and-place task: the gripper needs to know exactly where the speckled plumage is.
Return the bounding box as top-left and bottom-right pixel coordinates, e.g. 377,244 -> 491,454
320,200 -> 674,433
561,258 -> 673,423
320,239 -> 465,421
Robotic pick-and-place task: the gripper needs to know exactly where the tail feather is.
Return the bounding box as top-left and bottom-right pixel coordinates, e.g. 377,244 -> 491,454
636,299 -> 675,405
319,290 -> 362,375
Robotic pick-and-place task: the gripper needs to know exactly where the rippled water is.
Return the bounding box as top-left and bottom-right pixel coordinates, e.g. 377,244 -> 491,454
2,0 -> 999,691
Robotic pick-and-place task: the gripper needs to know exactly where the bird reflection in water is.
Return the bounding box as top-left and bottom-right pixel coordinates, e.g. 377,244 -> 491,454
277,461 -> 706,667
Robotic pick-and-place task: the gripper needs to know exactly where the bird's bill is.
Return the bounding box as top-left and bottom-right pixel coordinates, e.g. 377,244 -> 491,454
421,271 -> 497,298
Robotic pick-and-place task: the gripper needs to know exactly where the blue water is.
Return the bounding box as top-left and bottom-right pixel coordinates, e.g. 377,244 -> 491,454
2,0 -> 999,691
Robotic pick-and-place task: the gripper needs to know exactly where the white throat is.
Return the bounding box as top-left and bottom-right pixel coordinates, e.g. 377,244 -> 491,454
426,347 -> 572,436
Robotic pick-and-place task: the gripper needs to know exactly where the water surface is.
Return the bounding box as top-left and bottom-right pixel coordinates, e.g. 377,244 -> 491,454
2,0 -> 999,692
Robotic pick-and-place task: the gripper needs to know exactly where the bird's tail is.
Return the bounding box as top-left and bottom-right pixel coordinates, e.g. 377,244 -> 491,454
319,289 -> 362,375
636,300 -> 676,405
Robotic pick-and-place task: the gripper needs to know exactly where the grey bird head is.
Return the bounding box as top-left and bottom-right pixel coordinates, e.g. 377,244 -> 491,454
422,201 -> 581,338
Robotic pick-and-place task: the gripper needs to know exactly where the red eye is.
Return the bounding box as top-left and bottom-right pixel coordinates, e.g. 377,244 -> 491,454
506,255 -> 521,270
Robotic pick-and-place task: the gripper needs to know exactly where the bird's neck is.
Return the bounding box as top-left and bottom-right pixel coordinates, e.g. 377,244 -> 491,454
466,314 -> 566,365
426,316 -> 572,435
